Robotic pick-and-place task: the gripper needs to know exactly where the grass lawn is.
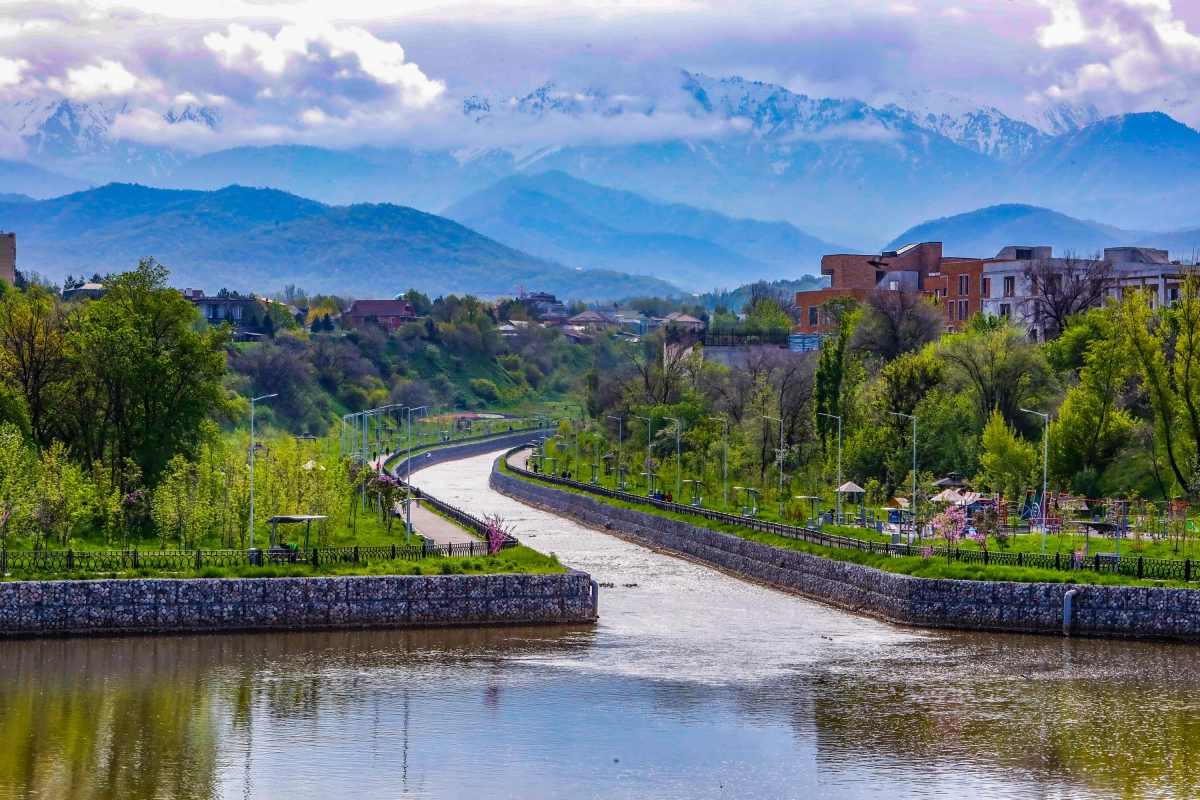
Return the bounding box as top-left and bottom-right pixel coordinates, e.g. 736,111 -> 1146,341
504,459 -> 1195,588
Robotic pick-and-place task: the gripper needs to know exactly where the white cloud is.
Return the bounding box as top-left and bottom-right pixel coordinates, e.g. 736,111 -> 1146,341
1035,0 -> 1200,100
0,57 -> 28,88
203,23 -> 444,107
46,60 -> 159,99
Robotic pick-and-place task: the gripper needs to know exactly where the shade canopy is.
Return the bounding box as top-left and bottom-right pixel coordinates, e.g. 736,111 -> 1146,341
266,515 -> 328,524
931,489 -> 965,504
836,481 -> 866,494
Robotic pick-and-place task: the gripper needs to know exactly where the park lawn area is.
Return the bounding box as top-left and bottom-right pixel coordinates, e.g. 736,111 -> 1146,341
506,462 -> 1193,588
2,544 -> 564,582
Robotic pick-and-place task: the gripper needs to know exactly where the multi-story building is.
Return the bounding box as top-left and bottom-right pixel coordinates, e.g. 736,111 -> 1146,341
796,241 -> 1187,342
0,232 -> 14,285
345,299 -> 418,331
795,242 -> 985,335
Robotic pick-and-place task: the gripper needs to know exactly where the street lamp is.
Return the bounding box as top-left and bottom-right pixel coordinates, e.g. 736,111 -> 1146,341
764,416 -> 784,517
249,393 -> 277,554
709,416 -> 729,510
633,415 -> 653,497
818,412 -> 843,523
606,415 -> 623,490
405,405 -> 429,547
664,417 -> 682,502
1022,408 -> 1050,554
889,411 -> 917,539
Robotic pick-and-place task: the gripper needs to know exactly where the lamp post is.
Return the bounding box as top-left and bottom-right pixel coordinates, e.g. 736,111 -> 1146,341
606,415 -> 623,490
889,411 -> 917,538
818,412 -> 843,523
764,415 -> 784,517
1022,408 -> 1050,554
709,416 -> 728,510
633,415 -> 653,497
249,393 -> 277,553
664,417 -> 682,502
405,405 -> 428,547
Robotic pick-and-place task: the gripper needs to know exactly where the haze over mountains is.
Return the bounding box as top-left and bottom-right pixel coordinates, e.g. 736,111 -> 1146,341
0,184 -> 680,299
3,73 -> 1199,247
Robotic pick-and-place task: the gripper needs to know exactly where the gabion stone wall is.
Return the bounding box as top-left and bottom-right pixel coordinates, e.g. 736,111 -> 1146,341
0,572 -> 597,637
493,459 -> 1200,641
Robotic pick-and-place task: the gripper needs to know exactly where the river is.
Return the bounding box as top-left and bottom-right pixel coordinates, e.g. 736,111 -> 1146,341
1,448 -> 1198,799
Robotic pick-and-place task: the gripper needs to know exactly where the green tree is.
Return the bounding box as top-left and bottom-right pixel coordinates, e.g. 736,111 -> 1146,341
66,259 -> 230,484
977,409 -> 1039,500
937,317 -> 1052,430
1048,309 -> 1137,487
814,310 -> 859,448
880,349 -> 945,417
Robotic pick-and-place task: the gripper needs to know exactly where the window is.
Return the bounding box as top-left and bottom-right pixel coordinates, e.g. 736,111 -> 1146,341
1016,248 -> 1033,260
875,270 -> 886,284
959,275 -> 969,296
999,303 -> 1011,318
204,304 -> 214,319
809,306 -> 819,326
1003,276 -> 1015,297
981,276 -> 990,296
215,304 -> 225,320
958,300 -> 969,320
231,304 -> 242,321
1170,287 -> 1180,302
947,301 -> 954,321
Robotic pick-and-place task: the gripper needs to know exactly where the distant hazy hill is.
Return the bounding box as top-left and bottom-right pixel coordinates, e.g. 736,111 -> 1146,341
0,160 -> 88,199
884,204 -> 1143,257
443,171 -> 833,291
0,184 -> 679,299
1010,113 -> 1200,232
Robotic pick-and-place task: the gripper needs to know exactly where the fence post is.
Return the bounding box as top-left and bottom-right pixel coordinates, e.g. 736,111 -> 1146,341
67,549 -> 73,570
196,549 -> 201,571
354,545 -> 359,564
1055,552 -> 1060,570
312,547 -> 319,567
1018,551 -> 1023,567
391,543 -> 396,561
133,549 -> 139,569
1094,553 -> 1100,572
984,549 -> 988,567
1187,558 -> 1192,583
1138,556 -> 1144,579
1,548 -> 5,575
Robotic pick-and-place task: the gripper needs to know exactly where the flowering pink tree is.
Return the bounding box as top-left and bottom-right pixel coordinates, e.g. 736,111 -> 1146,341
931,505 -> 967,560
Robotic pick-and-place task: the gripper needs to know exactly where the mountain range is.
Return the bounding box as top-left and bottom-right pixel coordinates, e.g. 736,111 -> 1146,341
3,73 -> 1198,245
886,204 -> 1200,259
0,184 -> 680,299
442,171 -> 843,288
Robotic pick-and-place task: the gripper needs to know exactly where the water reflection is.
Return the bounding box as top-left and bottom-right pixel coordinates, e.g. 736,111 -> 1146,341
0,450 -> 1196,798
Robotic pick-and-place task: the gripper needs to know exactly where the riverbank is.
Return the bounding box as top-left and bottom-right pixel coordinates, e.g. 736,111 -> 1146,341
0,571 -> 597,637
493,451 -> 1200,641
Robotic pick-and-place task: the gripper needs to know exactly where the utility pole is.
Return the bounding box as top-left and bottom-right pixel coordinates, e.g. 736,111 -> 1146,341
664,417 -> 682,502
764,416 -> 784,517
405,405 -> 428,547
249,393 -> 277,553
889,411 -> 917,538
818,412 -> 843,522
1022,408 -> 1050,554
709,416 -> 728,510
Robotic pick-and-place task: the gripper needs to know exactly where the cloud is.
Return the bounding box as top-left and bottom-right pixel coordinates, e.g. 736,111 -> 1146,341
1034,0 -> 1200,99
45,60 -> 159,99
0,57 -> 28,87
203,23 -> 444,108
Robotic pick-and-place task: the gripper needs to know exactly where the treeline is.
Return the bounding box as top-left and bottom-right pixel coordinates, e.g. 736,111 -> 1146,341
580,274 -> 1200,512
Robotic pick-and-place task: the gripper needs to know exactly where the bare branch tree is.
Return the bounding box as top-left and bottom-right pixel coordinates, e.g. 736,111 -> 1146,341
850,285 -> 942,362
1021,250 -> 1116,335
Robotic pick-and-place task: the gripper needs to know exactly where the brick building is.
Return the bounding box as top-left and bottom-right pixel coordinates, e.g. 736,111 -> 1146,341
795,242 -> 985,335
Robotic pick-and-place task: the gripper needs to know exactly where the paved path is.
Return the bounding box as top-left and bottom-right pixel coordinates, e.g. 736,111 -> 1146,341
407,500 -> 481,546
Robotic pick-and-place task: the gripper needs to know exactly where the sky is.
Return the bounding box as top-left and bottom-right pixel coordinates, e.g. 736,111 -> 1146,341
0,0 -> 1199,154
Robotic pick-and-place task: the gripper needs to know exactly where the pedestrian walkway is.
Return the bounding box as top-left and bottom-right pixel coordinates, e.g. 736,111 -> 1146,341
408,500 -> 481,546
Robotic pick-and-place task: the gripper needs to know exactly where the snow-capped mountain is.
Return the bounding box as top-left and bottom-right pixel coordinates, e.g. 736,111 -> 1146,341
0,99 -> 126,160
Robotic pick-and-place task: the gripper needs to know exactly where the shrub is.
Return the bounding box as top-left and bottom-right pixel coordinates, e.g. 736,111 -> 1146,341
469,378 -> 500,402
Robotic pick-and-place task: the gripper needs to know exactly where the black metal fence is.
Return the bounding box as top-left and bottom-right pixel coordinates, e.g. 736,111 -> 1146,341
505,448 -> 1198,583
703,330 -> 791,347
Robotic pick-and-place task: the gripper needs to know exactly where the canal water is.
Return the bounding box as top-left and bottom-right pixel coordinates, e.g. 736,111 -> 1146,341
2,450 -> 1199,799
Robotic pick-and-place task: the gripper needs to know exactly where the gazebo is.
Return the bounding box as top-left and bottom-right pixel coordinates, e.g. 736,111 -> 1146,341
265,514 -> 328,558
836,481 -> 866,524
